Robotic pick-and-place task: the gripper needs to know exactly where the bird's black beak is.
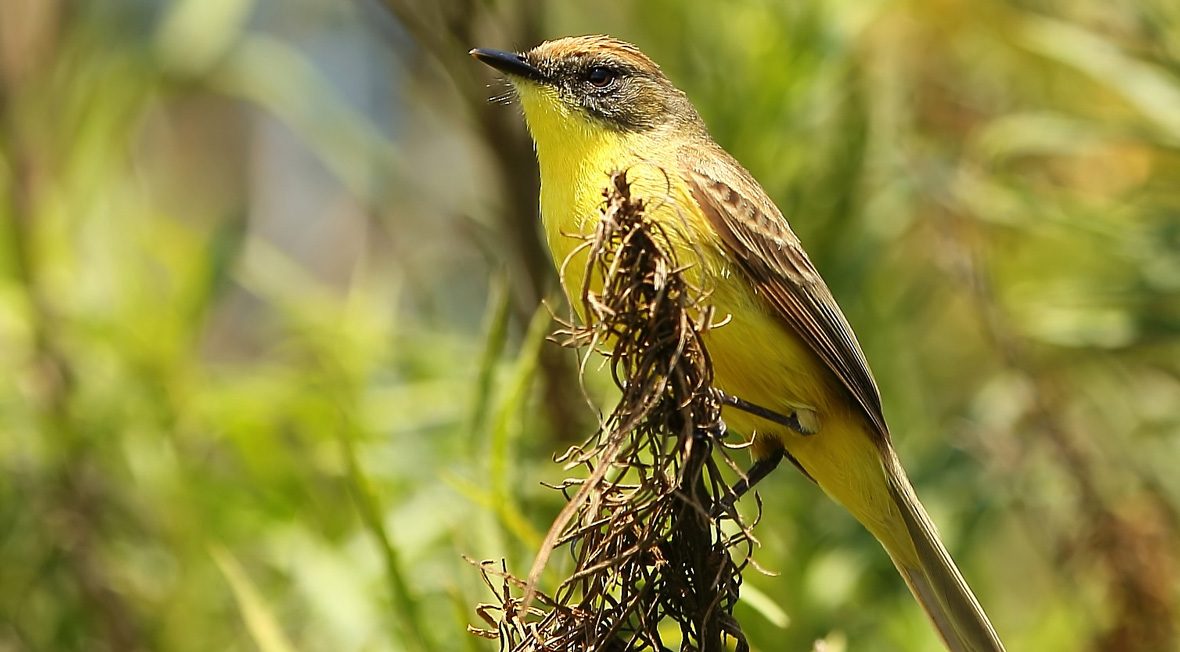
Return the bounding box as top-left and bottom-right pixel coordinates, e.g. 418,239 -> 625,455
469,48 -> 545,83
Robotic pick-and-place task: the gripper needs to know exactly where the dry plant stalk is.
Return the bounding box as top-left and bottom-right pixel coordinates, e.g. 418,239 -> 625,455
470,171 -> 760,652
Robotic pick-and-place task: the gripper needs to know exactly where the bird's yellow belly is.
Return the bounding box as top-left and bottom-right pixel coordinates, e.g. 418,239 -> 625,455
705,286 -> 898,540
703,282 -> 833,447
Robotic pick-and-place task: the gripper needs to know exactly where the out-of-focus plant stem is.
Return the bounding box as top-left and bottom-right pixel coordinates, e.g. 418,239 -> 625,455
373,0 -> 590,437
0,4 -> 146,649
337,405 -> 433,652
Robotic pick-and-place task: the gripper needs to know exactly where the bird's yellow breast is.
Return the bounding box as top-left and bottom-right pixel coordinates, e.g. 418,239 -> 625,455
522,92 -> 704,285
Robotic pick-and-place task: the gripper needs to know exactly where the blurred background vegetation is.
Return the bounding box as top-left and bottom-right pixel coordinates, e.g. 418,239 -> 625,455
1,0 -> 1178,650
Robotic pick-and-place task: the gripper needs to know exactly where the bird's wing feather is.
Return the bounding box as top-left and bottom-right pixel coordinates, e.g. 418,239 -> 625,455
681,148 -> 889,442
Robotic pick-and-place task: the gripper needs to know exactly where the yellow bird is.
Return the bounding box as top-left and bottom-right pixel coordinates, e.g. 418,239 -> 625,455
472,35 -> 1005,652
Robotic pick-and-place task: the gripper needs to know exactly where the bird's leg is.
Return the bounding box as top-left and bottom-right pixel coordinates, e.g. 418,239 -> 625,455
713,389 -> 816,436
712,446 -> 785,518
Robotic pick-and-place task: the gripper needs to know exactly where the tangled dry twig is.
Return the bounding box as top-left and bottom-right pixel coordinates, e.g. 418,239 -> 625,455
470,171 -> 760,652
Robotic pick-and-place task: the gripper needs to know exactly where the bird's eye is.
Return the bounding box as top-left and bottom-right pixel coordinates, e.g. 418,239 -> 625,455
585,66 -> 617,88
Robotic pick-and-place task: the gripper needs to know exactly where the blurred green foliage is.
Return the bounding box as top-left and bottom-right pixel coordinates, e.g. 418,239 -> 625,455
1,0 -> 1178,651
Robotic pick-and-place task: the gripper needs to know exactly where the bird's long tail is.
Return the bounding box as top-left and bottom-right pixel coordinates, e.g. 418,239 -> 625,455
875,449 -> 1006,652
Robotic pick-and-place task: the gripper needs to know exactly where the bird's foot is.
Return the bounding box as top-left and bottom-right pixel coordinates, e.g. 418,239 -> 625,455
711,447 -> 785,518
713,390 -> 817,436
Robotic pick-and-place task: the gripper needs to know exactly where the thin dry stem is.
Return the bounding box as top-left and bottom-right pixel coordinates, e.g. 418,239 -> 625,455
470,171 -> 760,652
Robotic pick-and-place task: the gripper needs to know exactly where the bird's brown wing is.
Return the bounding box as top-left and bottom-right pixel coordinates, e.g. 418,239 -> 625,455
681,149 -> 890,442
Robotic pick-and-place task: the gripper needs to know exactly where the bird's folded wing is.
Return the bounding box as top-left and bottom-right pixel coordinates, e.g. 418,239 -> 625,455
681,151 -> 890,443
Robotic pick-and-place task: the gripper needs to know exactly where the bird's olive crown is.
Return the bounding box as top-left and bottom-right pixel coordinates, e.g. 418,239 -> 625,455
524,36 -> 700,133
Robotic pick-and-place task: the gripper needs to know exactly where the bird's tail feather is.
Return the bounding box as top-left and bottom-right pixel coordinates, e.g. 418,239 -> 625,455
879,451 -> 1006,652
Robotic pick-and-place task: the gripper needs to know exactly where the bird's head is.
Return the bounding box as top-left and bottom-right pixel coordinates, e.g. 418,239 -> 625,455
470,35 -> 701,141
